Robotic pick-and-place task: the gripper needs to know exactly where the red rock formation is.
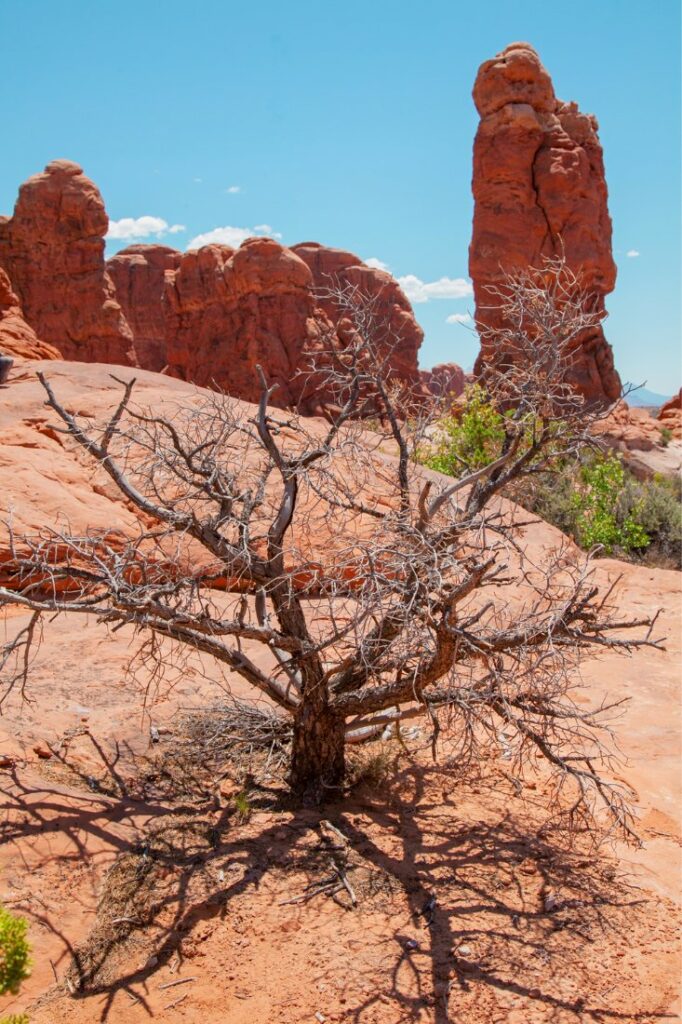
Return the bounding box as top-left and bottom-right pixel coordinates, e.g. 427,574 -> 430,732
658,389 -> 682,440
164,238 -> 330,408
0,162 -> 425,409
291,243 -> 424,388
419,362 -> 465,400
0,160 -> 133,364
469,43 -> 621,404
0,268 -> 62,361
107,244 -> 182,371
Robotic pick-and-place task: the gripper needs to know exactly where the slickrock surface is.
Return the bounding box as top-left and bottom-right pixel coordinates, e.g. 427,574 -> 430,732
0,361 -> 679,1024
469,43 -> 621,403
0,160 -> 133,364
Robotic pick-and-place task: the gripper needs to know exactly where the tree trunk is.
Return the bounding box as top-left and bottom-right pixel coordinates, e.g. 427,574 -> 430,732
289,703 -> 346,803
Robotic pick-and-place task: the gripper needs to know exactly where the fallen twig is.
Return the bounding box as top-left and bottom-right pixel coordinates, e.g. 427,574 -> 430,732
163,992 -> 188,1010
158,975 -> 197,990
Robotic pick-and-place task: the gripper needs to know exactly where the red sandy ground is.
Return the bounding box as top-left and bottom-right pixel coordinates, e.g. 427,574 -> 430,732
0,362 -> 680,1022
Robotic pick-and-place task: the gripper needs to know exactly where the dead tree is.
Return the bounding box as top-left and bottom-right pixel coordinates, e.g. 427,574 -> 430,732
0,260 -> 662,827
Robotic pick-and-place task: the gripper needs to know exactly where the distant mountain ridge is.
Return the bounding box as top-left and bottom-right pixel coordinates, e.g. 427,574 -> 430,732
626,387 -> 673,408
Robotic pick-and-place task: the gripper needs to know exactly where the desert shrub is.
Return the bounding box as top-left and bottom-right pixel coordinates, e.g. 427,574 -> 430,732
423,384 -> 506,474
424,388 -> 680,565
659,426 -> 673,447
0,1015 -> 29,1024
0,906 -> 31,999
618,473 -> 682,566
571,455 -> 649,554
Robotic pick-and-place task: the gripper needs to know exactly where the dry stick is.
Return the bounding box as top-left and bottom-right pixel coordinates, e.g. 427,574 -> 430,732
279,882 -> 343,906
332,861 -> 358,907
164,992 -> 189,1011
49,959 -> 59,984
158,975 -> 197,990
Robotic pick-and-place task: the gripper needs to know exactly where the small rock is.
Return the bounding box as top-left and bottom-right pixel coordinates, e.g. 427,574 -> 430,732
33,744 -> 52,759
543,891 -> 561,912
0,755 -> 15,769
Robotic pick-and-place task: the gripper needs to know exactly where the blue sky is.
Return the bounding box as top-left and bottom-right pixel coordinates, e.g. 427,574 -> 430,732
1,0 -> 680,392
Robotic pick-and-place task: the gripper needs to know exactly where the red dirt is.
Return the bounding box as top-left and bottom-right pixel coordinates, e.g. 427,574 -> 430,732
0,362 -> 680,1023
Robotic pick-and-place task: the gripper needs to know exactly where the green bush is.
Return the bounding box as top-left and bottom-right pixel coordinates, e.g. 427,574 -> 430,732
423,384 -> 506,474
422,387 -> 681,568
572,455 -> 649,554
0,908 -> 31,998
1,1015 -> 30,1024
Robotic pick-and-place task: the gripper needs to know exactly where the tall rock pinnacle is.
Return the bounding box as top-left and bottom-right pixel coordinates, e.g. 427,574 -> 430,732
469,42 -> 621,403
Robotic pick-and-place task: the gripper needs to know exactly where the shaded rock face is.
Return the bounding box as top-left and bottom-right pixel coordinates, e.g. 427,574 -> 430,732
469,43 -> 621,404
658,389 -> 682,440
0,160 -> 133,364
164,238 -> 330,408
107,244 -> 182,371
419,362 -> 465,400
0,268 -> 62,361
291,242 -> 424,388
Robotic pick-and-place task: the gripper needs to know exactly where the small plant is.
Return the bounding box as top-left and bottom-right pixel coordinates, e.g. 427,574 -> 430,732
659,426 -> 673,447
233,790 -> 252,823
572,455 -> 649,554
423,383 -> 506,474
0,1015 -> 30,1024
0,907 -> 31,998
347,743 -> 397,790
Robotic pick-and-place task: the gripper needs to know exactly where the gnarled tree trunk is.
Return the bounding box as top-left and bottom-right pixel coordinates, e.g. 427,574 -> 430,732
289,702 -> 346,802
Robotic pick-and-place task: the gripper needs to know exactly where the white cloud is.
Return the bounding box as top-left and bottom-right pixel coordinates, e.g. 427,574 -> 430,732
193,177 -> 203,183
626,249 -> 640,258
226,185 -> 241,194
106,216 -> 186,241
446,312 -> 472,324
186,224 -> 281,250
364,257 -> 391,272
397,274 -> 473,304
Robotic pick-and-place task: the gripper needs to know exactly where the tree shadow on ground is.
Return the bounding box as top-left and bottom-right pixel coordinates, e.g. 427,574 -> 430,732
1,748 -> 676,1023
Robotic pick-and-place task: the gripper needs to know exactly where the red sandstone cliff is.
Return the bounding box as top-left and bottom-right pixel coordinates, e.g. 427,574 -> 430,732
469,43 -> 621,403
291,242 -> 424,389
107,244 -> 182,371
419,362 -> 466,400
0,268 -> 62,361
0,161 -> 429,410
0,160 -> 133,364
163,238 -> 330,408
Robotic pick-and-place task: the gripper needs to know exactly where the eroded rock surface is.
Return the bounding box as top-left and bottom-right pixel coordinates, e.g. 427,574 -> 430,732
658,389 -> 682,440
292,242 -> 424,390
469,43 -> 621,403
419,362 -> 466,400
0,268 -> 62,361
107,244 -> 182,371
0,160 -> 133,363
